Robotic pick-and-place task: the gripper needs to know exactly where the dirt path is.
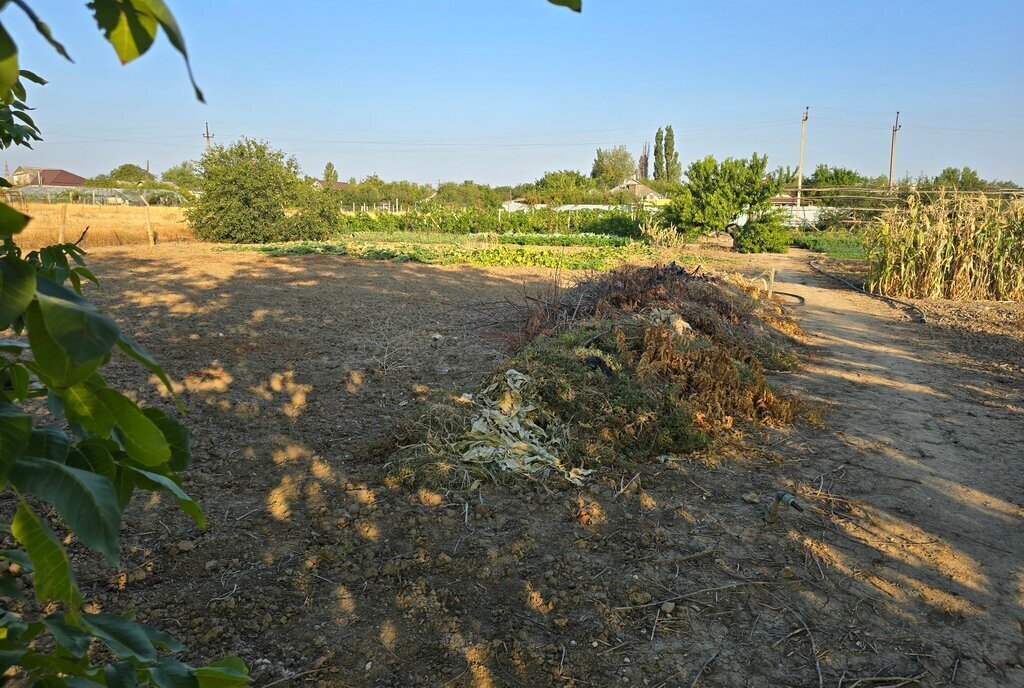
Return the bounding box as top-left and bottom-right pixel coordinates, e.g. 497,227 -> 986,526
767,251 -> 1024,684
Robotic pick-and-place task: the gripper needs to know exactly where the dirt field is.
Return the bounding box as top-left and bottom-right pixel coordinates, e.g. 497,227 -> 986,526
76,244 -> 1022,687
12,202 -> 190,249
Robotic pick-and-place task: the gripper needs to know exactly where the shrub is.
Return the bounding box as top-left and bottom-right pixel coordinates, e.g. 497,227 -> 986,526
733,214 -> 791,253
188,139 -> 303,243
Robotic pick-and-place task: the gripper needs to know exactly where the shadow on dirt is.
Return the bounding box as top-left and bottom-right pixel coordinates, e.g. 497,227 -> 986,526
78,246 -> 1022,687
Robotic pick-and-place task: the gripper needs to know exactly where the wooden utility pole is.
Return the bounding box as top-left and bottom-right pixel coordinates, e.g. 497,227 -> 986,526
203,122 -> 215,151
796,106 -> 809,207
888,111 -> 901,189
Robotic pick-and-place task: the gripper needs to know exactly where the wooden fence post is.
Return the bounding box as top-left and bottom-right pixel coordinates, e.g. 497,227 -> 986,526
140,194 -> 155,246
59,203 -> 67,243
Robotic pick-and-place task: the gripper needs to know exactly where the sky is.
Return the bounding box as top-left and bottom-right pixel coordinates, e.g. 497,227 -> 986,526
2,0 -> 1023,186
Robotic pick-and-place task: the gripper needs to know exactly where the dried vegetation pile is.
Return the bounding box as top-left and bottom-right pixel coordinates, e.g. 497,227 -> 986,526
380,264 -> 802,488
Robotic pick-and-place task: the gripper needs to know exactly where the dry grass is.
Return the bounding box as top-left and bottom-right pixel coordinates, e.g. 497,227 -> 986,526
868,193 -> 1024,301
11,202 -> 193,250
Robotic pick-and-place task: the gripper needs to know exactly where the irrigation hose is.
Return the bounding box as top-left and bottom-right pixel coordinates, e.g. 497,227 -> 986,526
807,258 -> 927,323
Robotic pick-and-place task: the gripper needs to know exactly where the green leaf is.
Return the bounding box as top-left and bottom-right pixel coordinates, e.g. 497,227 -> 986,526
105,661 -> 139,688
117,335 -> 179,405
0,402 -> 32,479
83,613 -> 156,661
60,378 -> 117,436
126,467 -> 204,529
43,613 -> 92,658
194,658 -> 250,688
26,302 -> 104,388
0,203 -> 31,236
142,407 -> 190,471
11,501 -> 82,609
90,0 -> 158,63
95,388 -> 170,466
548,0 -> 582,10
142,624 -> 186,653
9,458 -> 122,564
19,69 -> 48,85
150,657 -> 198,688
12,5 -> 73,62
6,362 -> 29,400
0,24 -> 19,100
35,276 -> 120,365
0,548 -> 32,570
89,0 -> 204,101
0,339 -> 28,355
67,439 -> 118,482
25,425 -> 70,462
0,258 -> 36,330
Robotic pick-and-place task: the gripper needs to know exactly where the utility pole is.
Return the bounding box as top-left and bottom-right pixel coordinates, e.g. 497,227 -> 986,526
796,106 -> 809,207
888,111 -> 901,189
203,122 -> 215,151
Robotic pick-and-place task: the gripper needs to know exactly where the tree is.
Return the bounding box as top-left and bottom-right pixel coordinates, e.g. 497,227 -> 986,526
322,161 -> 339,186
931,166 -> 986,191
805,164 -> 872,188
663,153 -> 793,237
0,2 -> 249,686
653,127 -> 666,180
531,169 -> 595,204
162,159 -> 201,189
664,125 -> 681,183
189,139 -> 305,242
591,145 -> 636,189
638,141 -> 650,180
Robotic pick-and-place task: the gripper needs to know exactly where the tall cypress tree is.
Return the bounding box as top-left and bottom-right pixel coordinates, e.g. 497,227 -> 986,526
322,161 -> 338,186
653,127 -> 665,180
664,126 -> 681,183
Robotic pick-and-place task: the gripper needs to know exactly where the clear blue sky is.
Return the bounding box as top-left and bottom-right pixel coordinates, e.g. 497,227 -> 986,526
3,0 -> 1022,185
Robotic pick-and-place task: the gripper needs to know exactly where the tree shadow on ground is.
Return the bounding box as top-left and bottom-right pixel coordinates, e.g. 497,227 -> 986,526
75,245 -> 1022,687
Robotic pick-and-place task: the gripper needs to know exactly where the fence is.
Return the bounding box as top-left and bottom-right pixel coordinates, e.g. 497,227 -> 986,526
1,185 -> 189,209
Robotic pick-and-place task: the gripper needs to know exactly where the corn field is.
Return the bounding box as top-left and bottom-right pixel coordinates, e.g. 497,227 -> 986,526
868,193 -> 1024,301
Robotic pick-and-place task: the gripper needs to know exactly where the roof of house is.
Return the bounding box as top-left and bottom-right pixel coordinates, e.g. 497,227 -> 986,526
10,166 -> 87,187
611,179 -> 664,199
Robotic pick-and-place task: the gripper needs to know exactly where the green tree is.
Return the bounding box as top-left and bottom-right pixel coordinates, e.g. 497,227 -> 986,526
531,169 -> 595,204
591,145 -> 636,189
653,127 -> 665,180
161,159 -> 200,189
805,164 -> 871,188
663,153 -> 792,238
931,166 -> 985,191
322,161 -> 339,186
189,139 -> 304,243
663,125 -> 681,183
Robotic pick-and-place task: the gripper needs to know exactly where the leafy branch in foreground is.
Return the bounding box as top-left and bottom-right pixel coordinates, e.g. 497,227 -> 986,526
0,2 -> 247,684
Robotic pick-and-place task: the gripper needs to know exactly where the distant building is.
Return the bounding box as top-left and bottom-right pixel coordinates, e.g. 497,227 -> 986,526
312,179 -> 351,190
610,179 -> 665,201
8,166 -> 87,187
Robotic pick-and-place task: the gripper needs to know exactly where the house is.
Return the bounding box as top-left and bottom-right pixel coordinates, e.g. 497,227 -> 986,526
313,179 -> 351,190
610,179 -> 665,201
8,166 -> 87,187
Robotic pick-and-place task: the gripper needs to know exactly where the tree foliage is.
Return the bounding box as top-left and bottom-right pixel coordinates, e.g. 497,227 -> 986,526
322,161 -> 339,186
0,1 -> 250,684
663,125 -> 681,183
161,159 -> 200,189
591,145 -> 636,189
653,128 -> 665,180
189,139 -> 307,242
663,154 -> 792,237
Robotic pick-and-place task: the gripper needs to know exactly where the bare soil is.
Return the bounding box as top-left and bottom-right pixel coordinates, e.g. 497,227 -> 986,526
77,244 -> 1022,687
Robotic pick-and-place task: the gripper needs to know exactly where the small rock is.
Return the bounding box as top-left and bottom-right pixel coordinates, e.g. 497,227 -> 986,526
660,601 -> 676,615
205,559 -> 220,572
436,553 -> 452,566
743,491 -> 760,504
175,540 -> 195,553
778,566 -> 796,579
